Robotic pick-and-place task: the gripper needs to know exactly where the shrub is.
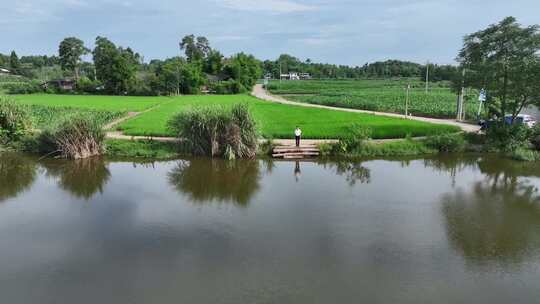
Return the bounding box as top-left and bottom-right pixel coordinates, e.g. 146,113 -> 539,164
258,138 -> 275,156
0,97 -> 32,144
485,123 -> 530,152
355,139 -> 436,157
5,81 -> 43,94
327,139 -> 436,158
509,148 -> 540,162
425,133 -> 465,152
38,114 -> 105,159
318,143 -> 333,157
336,123 -> 372,153
531,124 -> 540,151
75,77 -> 102,94
167,103 -> 258,159
209,80 -> 247,94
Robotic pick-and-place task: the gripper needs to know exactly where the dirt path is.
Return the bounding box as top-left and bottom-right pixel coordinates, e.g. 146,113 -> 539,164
103,112 -> 140,130
103,101 -> 170,131
106,131 -> 180,142
105,132 -> 336,145
251,84 -> 481,133
104,133 -> 408,146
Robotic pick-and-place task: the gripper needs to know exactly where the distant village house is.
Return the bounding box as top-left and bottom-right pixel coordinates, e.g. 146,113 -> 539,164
0,67 -> 11,75
201,73 -> 230,93
280,72 -> 311,80
42,79 -> 76,91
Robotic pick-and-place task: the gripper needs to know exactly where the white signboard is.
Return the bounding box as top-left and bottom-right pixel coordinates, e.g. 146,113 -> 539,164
479,89 -> 486,102
477,89 -> 486,117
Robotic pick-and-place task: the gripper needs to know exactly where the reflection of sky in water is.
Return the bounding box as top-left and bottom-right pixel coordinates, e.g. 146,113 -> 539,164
0,156 -> 539,304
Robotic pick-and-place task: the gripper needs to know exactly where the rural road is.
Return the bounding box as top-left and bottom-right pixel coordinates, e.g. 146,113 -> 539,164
251,84 -> 481,133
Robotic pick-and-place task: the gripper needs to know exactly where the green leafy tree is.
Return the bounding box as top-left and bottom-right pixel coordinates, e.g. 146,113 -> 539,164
205,49 -> 224,74
19,55 -> 59,68
457,16 -> 540,120
9,51 -> 19,73
92,36 -> 138,95
153,57 -> 205,95
154,57 -> 184,95
179,62 -> 205,94
0,53 -> 8,67
223,53 -> 262,89
58,37 -> 89,80
179,35 -> 210,63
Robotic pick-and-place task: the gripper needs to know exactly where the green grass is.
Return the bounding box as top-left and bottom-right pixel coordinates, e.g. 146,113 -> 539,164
10,93 -> 459,139
105,139 -> 182,159
354,140 -> 437,157
267,79 -> 480,119
29,105 -> 124,129
11,94 -> 162,112
320,139 -> 438,158
11,94 -> 161,129
118,94 -> 458,139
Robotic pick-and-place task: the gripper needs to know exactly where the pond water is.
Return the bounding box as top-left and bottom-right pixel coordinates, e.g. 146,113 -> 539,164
1,153 -> 540,304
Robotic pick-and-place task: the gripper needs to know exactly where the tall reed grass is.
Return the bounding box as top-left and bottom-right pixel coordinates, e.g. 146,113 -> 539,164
0,97 -> 32,144
38,114 -> 106,159
167,103 -> 258,159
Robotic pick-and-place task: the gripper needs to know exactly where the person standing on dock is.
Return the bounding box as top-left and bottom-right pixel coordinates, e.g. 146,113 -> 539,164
295,126 -> 302,147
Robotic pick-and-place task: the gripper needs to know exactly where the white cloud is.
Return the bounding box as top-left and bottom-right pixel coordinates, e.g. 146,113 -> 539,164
63,0 -> 88,7
219,0 -> 318,13
212,35 -> 252,42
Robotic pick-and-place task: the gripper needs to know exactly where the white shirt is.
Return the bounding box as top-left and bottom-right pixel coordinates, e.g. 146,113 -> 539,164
295,128 -> 302,136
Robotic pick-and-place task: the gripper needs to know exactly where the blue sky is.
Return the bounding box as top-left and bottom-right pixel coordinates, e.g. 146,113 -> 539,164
1,0 -> 539,65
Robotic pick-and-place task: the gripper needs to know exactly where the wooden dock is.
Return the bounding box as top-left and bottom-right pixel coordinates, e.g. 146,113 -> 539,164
272,145 -> 320,159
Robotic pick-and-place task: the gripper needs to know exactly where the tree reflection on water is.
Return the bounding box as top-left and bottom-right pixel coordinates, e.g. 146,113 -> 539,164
168,158 -> 262,206
320,160 -> 371,186
0,153 -> 38,202
41,157 -> 111,200
441,157 -> 540,268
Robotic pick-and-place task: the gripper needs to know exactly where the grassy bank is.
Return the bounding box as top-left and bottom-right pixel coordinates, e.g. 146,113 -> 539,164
105,139 -> 183,159
319,139 -> 438,159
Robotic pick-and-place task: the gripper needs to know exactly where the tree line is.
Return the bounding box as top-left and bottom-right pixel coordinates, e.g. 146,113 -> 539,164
262,55 -> 459,81
2,42 -> 460,96
1,35 -> 262,96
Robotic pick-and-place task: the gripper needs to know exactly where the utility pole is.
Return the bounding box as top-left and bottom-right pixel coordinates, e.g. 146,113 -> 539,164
457,69 -> 466,121
457,90 -> 464,121
279,61 -> 282,84
425,61 -> 429,94
405,84 -> 410,117
461,87 -> 466,121
176,64 -> 180,96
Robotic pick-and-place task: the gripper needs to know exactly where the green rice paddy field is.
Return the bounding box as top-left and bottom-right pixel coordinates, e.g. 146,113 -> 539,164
267,79 -> 480,119
10,93 -> 459,139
